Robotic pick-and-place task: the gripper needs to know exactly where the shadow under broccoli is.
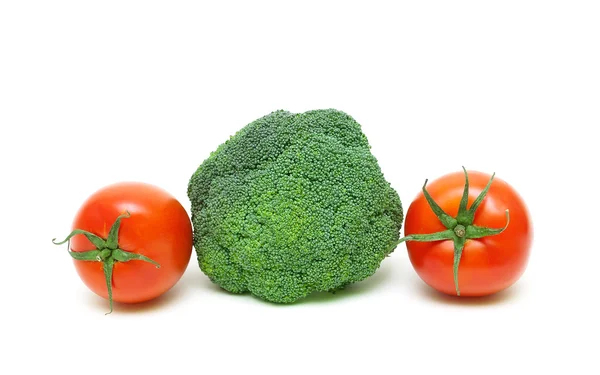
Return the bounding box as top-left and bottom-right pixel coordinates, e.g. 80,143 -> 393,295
187,109 -> 403,303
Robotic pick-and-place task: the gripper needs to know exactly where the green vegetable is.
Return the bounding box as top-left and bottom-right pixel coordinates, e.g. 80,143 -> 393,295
187,109 -> 403,303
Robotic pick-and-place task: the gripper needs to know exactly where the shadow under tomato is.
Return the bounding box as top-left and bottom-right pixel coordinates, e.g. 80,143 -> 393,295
417,282 -> 522,306
85,283 -> 186,314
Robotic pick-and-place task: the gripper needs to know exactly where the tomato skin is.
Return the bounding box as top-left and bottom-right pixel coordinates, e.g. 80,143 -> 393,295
404,170 -> 533,297
69,182 -> 193,304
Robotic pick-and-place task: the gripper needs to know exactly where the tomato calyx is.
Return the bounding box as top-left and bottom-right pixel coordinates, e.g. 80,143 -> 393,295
52,211 -> 160,314
398,167 -> 510,296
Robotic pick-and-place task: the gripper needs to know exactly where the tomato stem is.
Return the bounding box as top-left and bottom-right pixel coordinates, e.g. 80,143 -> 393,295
397,229 -> 454,243
453,236 -> 466,296
466,210 -> 510,239
456,167 -> 471,225
454,225 -> 466,238
106,211 -> 131,250
52,229 -> 105,249
468,171 -> 496,218
112,248 -> 161,268
103,258 -> 115,315
421,179 -> 457,229
398,167 -> 510,296
52,211 -> 161,314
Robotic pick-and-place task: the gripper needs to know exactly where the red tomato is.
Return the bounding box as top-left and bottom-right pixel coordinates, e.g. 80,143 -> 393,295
402,168 -> 532,297
53,182 -> 193,313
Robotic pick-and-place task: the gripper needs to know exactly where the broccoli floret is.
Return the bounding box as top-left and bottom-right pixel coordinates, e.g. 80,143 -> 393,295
187,109 -> 403,303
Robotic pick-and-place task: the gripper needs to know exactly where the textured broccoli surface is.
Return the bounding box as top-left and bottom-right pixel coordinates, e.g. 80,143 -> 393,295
187,109 -> 403,303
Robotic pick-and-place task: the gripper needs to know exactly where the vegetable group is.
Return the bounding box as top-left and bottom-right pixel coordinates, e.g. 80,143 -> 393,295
400,168 -> 532,297
53,182 -> 193,313
53,109 -> 534,312
187,109 -> 403,303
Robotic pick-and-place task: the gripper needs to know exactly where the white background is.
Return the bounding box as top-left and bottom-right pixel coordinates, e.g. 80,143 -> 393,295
1,1 -> 599,374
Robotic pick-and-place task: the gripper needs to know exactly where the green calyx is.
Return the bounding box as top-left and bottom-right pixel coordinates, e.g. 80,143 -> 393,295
398,167 -> 510,296
52,211 -> 160,314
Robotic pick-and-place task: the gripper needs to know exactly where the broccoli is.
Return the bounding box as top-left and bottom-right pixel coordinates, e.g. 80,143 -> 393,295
187,109 -> 403,303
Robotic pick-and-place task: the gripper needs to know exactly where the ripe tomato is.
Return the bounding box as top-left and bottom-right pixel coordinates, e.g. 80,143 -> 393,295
53,182 -> 193,313
401,168 -> 532,297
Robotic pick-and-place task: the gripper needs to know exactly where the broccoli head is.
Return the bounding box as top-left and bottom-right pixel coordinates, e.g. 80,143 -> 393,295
187,109 -> 403,303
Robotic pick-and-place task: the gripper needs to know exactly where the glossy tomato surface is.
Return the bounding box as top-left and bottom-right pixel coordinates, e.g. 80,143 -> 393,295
404,170 -> 533,296
69,182 -> 193,303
